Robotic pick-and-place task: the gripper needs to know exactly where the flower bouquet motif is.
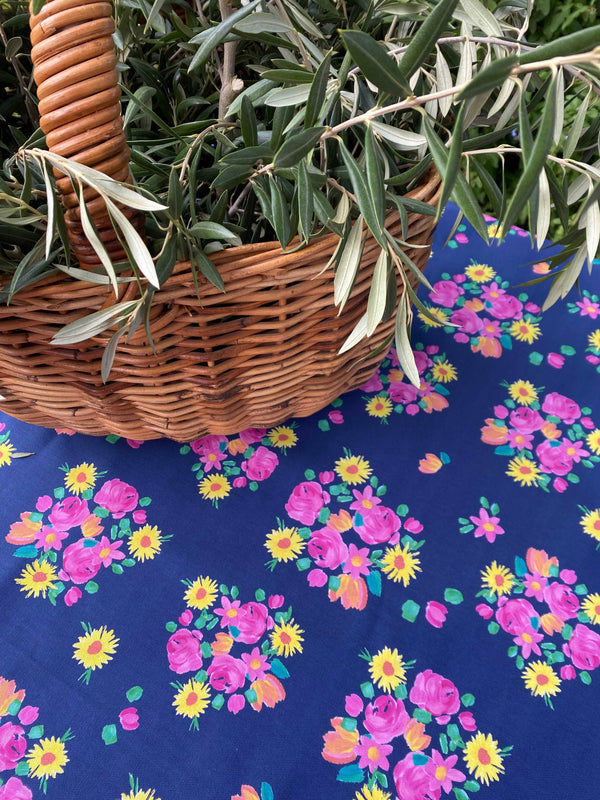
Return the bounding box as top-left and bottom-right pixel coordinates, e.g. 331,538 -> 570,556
476,547 -> 600,708
359,345 -> 457,422
6,464 -> 166,606
166,578 -> 303,729
0,675 -> 72,796
265,453 -> 425,611
480,382 -> 600,492
567,289 -> 600,322
180,426 -> 298,505
322,648 -> 511,800
418,261 -> 543,360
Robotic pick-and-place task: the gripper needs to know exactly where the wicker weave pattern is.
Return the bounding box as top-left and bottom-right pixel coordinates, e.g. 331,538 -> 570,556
29,0 -> 142,266
0,172 -> 439,441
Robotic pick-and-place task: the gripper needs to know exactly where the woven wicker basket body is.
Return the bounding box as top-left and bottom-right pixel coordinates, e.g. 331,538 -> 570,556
0,0 -> 440,442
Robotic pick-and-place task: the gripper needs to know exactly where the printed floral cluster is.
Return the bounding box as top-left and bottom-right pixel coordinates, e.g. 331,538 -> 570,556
179,426 -> 298,504
458,497 -> 504,544
265,453 -> 424,611
567,289 -> 600,321
0,675 -> 72,797
445,217 -> 530,251
0,423 -> 15,470
476,547 -> 600,707
417,261 -> 543,360
6,463 -> 166,606
359,345 -> 457,420
585,329 -> 600,373
322,648 -> 511,800
480,381 -> 600,492
166,578 -> 304,728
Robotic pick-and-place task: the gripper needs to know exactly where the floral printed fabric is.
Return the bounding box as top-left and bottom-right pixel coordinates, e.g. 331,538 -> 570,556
1,204 -> 599,800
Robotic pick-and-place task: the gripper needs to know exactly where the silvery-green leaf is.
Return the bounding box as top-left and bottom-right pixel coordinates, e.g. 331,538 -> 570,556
51,301 -> 139,345
564,88 -> 591,160
459,0 -> 502,35
456,30 -> 473,89
54,264 -> 135,285
297,160 -> 313,242
584,201 -> 600,267
366,249 -> 389,336
338,312 -> 368,355
188,0 -> 262,72
338,140 -> 386,249
265,85 -> 312,107
399,0 -> 460,80
519,24 -> 600,65
567,160 -> 600,205
536,167 -> 551,249
435,47 -> 453,117
553,69 -> 565,147
190,221 -> 241,241
305,52 -> 332,129
78,187 -> 118,295
124,86 -> 156,128
341,30 -> 410,96
228,79 -> 277,117
101,327 -> 128,383
395,292 -> 419,388
370,121 -> 426,150
334,214 -> 364,311
542,247 -> 586,311
233,11 -> 293,34
104,197 -> 160,288
488,75 -> 516,118
40,158 -> 55,261
143,0 -> 167,34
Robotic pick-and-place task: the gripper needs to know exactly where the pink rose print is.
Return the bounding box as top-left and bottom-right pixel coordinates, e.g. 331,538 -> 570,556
64,587 -> 82,606
429,279 -> 463,307
167,628 -> 204,674
541,392 -> 581,424
0,778 -> 32,800
408,670 -> 460,719
394,753 -> 440,800
0,722 -> 26,771
119,707 -> 139,731
543,583 -> 580,621
307,528 -> 349,570
363,695 -> 409,744
535,440 -> 572,476
284,481 -> 328,525
563,624 -> 600,671
354,505 -> 401,545
496,598 -> 540,634
232,602 -> 269,644
62,539 -> 102,585
93,479 -> 138,518
48,496 -> 90,531
242,446 -> 279,482
207,655 -> 247,694
509,407 -> 543,433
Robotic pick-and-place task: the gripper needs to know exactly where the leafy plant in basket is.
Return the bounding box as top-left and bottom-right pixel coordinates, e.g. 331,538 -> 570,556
1,0 -> 600,392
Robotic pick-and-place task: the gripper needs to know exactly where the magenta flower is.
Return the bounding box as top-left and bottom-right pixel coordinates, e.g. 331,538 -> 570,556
468,508 -> 504,543
319,471 -> 335,484
241,647 -> 271,681
227,694 -> 246,714
359,373 -> 383,392
35,495 -> 53,513
233,477 -> 247,488
132,509 -> 147,525
267,594 -> 284,609
344,693 -> 364,717
167,628 -> 203,674
476,604 -> 493,619
94,536 -> 125,567
64,586 -> 82,606
507,429 -> 534,450
403,517 -> 424,534
0,722 -> 26,771
119,707 -> 139,731
328,410 -> 344,424
560,439 -> 589,464
215,596 -> 241,628
349,486 -> 382,513
576,299 -> 600,318
343,544 -> 371,580
560,665 -> 577,680
207,654 -> 247,694
307,568 -> 327,587
547,353 -> 565,369
425,601 -> 448,629
523,571 -> 547,602
513,627 -> 544,658
179,609 -> 193,626
363,695 -> 408,743
353,735 -> 393,773
458,711 -> 477,731
93,479 -> 138,519
17,705 -> 38,726
0,777 -> 32,800
33,525 -> 69,553
426,749 -> 466,793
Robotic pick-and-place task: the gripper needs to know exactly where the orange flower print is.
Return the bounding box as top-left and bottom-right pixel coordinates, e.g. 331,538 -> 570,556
418,453 -> 447,474
328,574 -> 368,610
403,718 -> 432,751
525,548 -> 559,577
480,419 -> 509,446
231,787 -> 260,800
6,512 -> 41,545
327,509 -> 353,532
210,633 -> 234,655
322,717 -> 360,764
0,677 -> 25,714
540,613 -> 564,636
250,674 -> 286,712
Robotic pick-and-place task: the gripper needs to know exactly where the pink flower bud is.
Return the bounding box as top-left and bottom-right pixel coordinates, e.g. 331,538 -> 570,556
425,601 -> 448,629
328,410 -> 344,425
454,274 -> 466,284
132,509 -> 147,524
64,587 -> 82,607
18,705 -> 39,725
319,471 -> 335,484
454,333 -> 470,344
233,477 -> 247,488
36,495 -> 53,512
476,604 -> 494,620
119,707 -> 139,731
307,568 -> 328,587
178,609 -> 193,626
560,665 -> 576,681
559,569 -> 577,585
581,416 -> 595,430
403,517 -> 423,534
344,693 -> 364,717
553,477 -> 568,493
494,405 -> 509,419
458,711 -> 477,731
547,353 -> 565,369
268,594 -> 284,609
126,439 -> 144,449
227,694 -> 246,714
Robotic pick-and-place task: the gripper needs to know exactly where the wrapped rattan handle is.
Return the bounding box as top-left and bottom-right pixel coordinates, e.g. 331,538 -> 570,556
29,0 -> 143,267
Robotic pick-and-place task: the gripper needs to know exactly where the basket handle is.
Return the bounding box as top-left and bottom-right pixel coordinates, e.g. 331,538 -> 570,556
29,0 -> 143,268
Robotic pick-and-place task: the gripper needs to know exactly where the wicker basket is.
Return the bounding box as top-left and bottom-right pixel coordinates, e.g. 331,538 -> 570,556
0,0 -> 441,442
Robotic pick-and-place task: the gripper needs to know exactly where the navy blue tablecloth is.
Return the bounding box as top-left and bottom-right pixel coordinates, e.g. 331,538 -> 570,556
1,206 -> 600,800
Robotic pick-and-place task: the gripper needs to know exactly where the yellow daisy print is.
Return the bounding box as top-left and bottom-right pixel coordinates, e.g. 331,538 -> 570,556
582,593 -> 600,624
465,263 -> 495,282
120,790 -> 161,800
369,647 -> 406,693
487,222 -> 505,239
580,508 -> 600,542
184,576 -> 219,610
381,544 -> 421,587
508,379 -> 538,406
64,462 -> 97,495
509,319 -> 541,344
354,786 -> 391,800
270,619 -> 304,657
335,454 -> 372,485
463,732 -> 504,785
481,561 -> 515,597
522,661 -> 561,698
26,736 -> 69,780
129,525 -> 162,562
588,329 -> 600,351
73,626 -> 119,672
199,474 -> 231,501
15,560 -> 58,599
268,426 -> 298,449
417,306 -> 450,328
173,679 -> 211,719
586,428 -> 600,455
0,440 -> 15,468
365,396 -> 393,419
265,527 -> 305,562
430,360 -> 457,383
506,455 -> 540,487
